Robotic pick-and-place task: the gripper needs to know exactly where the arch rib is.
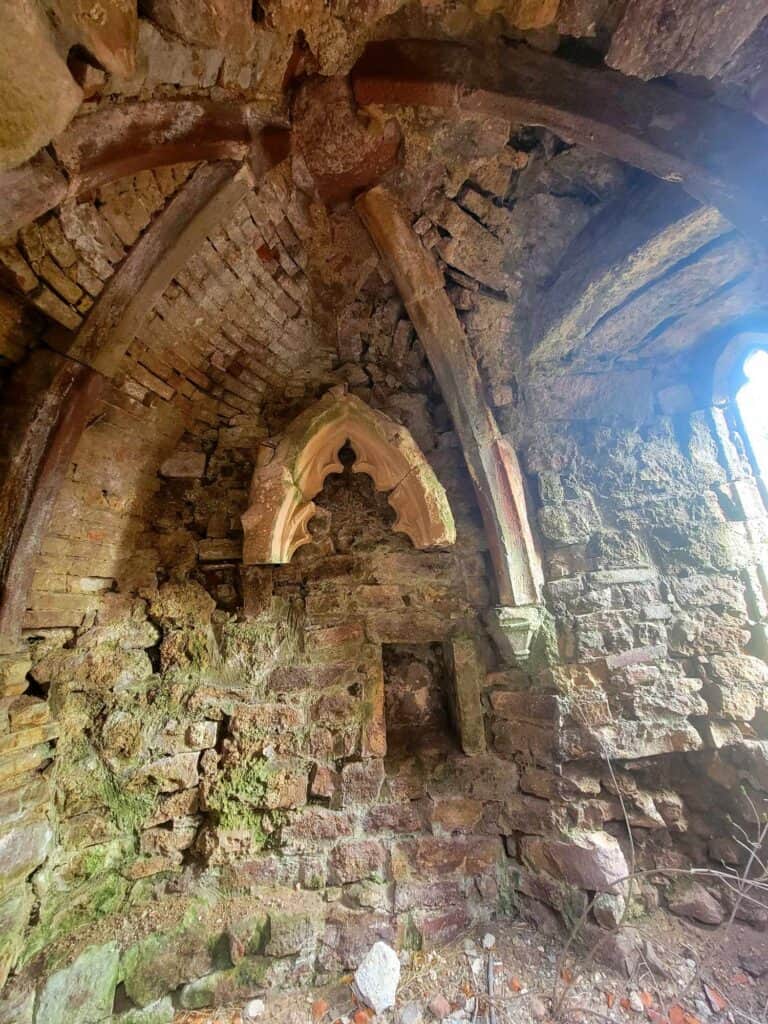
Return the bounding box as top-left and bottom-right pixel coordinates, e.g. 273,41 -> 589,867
352,40 -> 768,251
356,186 -> 543,610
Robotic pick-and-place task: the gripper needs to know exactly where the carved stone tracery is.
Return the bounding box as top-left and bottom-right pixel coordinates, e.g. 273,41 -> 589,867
241,387 -> 456,564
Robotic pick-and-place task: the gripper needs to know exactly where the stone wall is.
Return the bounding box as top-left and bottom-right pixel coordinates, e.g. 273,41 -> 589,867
1,113 -> 768,1024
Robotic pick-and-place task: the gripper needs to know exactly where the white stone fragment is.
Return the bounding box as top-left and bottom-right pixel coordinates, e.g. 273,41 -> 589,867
354,941 -> 401,1014
243,997 -> 266,1021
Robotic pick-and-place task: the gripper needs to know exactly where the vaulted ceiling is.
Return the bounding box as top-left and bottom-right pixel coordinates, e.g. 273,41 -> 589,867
2,0 -> 768,638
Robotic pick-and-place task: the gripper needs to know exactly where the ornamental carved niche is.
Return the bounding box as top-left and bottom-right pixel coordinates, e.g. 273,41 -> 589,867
242,387 -> 456,564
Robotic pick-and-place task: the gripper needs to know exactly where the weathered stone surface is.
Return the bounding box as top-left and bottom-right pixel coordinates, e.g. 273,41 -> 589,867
607,0 -> 768,80
159,450 -> 206,478
32,645 -> 153,693
667,879 -> 724,925
137,752 -> 200,792
0,1 -> 82,171
445,639 -> 486,755
36,941 -> 119,1024
354,941 -> 400,1014
293,77 -> 402,204
522,831 -> 628,893
49,0 -> 138,77
178,958 -> 271,1009
123,913 -> 220,1007
340,759 -> 385,806
265,908 -> 322,957
330,839 -> 386,884
142,0 -> 253,53
116,998 -> 175,1024
0,820 -> 52,889
0,886 -> 32,988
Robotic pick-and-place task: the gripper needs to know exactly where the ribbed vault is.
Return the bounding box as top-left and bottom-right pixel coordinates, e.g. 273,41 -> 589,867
1,3 -> 768,1016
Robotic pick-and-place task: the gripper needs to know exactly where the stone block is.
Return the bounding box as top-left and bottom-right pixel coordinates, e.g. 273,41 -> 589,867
394,878 -> 464,913
178,958 -> 272,1010
666,878 -> 724,925
0,885 -> 31,987
0,986 -> 34,1024
521,831 -> 628,893
142,0 -> 252,52
390,836 -> 501,881
227,911 -> 269,960
310,765 -> 337,800
138,752 -> 200,793
265,908 -> 322,957
159,450 -> 206,478
364,802 -> 424,833
339,759 -> 385,806
445,639 -> 486,754
0,1 -> 82,170
430,797 -> 484,833
116,998 -> 175,1024
139,821 -> 198,857
123,912 -> 222,1007
263,765 -> 308,810
283,808 -> 354,847
36,941 -> 120,1024
0,819 -> 51,890
499,794 -> 558,835
199,538 -> 242,561
0,655 -> 31,697
329,839 -> 387,884
319,911 -> 396,973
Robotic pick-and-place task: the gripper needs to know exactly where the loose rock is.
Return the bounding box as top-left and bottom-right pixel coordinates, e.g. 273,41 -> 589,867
354,941 -> 401,1014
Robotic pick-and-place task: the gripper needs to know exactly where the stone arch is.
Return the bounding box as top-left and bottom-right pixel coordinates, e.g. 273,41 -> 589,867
713,330 -> 768,406
242,387 -> 456,564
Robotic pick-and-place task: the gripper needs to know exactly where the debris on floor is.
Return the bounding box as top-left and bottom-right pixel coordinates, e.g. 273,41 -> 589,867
173,912 -> 768,1024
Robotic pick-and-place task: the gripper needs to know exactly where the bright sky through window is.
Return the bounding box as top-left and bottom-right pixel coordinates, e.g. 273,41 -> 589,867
736,349 -> 768,481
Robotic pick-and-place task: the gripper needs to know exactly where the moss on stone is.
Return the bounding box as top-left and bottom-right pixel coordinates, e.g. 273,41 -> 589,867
24,872 -> 129,969
205,756 -> 274,844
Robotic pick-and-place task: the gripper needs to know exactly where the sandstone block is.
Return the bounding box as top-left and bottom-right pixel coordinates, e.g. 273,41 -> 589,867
7,696 -> 48,731
394,878 -> 464,913
178,958 -> 271,1010
364,802 -> 423,833
159,450 -> 206,478
0,820 -> 51,890
430,797 -> 484,833
283,808 -> 354,846
340,759 -> 385,806
142,0 -> 253,53
0,1 -> 82,171
330,839 -> 387,884
36,941 -> 119,1024
319,911 -> 396,973
0,655 -> 31,697
123,914 -> 220,1007
500,794 -> 558,835
667,879 -> 724,925
139,752 -> 200,793
523,831 -> 628,893
391,836 -> 501,881
265,908 -> 322,957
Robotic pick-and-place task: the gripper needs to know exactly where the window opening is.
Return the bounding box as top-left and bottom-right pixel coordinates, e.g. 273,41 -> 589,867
736,348 -> 768,482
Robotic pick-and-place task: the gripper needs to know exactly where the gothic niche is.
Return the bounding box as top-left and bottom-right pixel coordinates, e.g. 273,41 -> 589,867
242,386 -> 456,564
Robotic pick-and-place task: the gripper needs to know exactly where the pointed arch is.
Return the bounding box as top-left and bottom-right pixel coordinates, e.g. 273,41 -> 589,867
241,387 -> 456,564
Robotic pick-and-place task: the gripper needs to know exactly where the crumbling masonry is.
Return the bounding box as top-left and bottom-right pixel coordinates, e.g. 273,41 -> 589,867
0,1 -> 768,1020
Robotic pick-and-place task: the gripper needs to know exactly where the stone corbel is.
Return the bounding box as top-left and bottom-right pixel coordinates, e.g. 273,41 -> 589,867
485,604 -> 550,668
